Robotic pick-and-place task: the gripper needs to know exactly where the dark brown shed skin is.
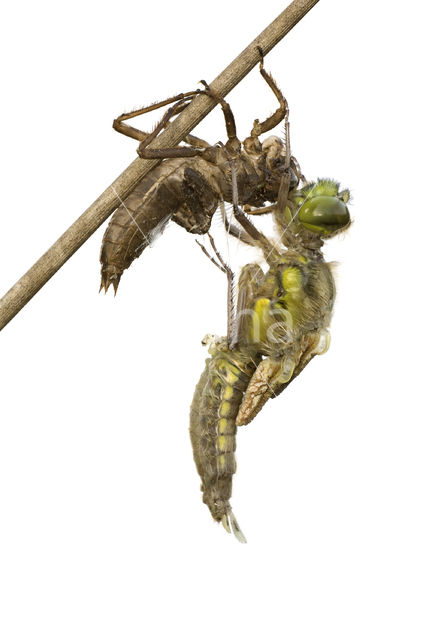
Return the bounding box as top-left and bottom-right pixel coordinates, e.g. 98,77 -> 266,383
99,140 -> 287,293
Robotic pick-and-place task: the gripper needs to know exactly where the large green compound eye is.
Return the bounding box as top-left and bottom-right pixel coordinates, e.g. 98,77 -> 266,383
298,196 -> 350,235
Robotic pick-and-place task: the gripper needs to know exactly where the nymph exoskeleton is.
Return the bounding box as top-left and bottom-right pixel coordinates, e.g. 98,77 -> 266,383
189,102 -> 351,541
99,49 -> 303,293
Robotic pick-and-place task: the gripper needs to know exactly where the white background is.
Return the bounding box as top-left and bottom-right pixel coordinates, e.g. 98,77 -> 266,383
0,1 -> 425,638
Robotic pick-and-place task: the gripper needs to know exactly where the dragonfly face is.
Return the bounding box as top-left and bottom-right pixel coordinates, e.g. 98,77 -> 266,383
293,178 -> 351,237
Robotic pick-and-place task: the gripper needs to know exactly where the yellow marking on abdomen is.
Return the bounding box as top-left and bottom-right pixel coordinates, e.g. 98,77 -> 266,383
219,418 -> 233,435
217,435 -> 234,453
212,377 -> 222,393
226,372 -> 238,384
219,401 -> 231,417
216,360 -> 240,384
218,454 -> 227,471
223,385 -> 234,400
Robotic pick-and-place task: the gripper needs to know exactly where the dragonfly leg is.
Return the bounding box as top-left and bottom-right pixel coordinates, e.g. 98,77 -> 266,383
113,90 -> 201,142
114,80 -> 241,160
251,46 -> 289,137
198,81 -> 240,153
114,89 -> 218,159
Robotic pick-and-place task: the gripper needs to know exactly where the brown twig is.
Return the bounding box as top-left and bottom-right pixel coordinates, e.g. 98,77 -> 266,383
0,0 -> 320,331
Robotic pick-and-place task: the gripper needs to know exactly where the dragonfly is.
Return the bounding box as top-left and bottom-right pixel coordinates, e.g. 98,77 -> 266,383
189,135 -> 350,542
99,49 -> 351,541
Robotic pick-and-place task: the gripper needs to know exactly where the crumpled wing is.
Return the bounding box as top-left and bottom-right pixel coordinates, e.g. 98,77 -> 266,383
236,331 -> 322,426
234,263 -> 265,347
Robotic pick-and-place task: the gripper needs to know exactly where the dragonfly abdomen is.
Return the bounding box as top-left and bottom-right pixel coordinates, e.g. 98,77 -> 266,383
190,344 -> 258,541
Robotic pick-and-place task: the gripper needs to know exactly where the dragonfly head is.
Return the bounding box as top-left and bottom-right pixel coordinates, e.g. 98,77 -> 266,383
293,179 -> 351,238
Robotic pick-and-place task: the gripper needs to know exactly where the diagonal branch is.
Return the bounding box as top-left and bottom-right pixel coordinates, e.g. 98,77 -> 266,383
0,0 -> 320,331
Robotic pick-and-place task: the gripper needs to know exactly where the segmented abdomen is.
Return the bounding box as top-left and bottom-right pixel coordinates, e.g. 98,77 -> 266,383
100,157 -> 221,293
190,347 -> 259,533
